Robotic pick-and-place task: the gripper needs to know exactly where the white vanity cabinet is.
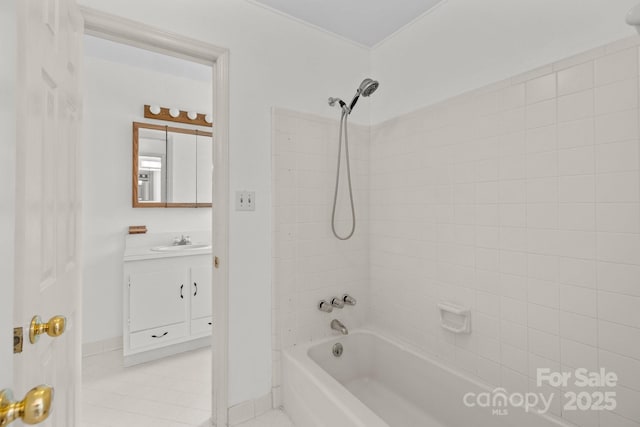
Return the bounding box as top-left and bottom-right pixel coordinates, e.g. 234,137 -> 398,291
190,265 -> 213,335
123,253 -> 212,366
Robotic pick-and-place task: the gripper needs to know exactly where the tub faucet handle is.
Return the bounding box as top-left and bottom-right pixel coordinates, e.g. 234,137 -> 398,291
342,294 -> 356,306
318,300 -> 333,313
331,297 -> 345,309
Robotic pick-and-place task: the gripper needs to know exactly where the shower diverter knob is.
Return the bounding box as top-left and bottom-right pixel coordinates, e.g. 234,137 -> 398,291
318,300 -> 333,313
342,294 -> 356,306
331,297 -> 345,309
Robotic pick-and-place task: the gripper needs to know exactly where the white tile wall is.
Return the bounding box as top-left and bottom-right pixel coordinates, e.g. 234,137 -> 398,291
369,40 -> 640,427
272,38 -> 640,427
271,109 -> 370,395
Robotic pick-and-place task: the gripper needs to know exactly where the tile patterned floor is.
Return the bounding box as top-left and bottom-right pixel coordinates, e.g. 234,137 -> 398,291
81,347 -> 293,427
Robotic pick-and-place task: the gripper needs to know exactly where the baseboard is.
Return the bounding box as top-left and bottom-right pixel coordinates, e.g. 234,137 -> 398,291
82,336 -> 123,357
123,336 -> 211,367
228,392 -> 273,426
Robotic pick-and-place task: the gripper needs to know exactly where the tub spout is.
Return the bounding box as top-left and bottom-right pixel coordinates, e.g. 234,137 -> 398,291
331,319 -> 348,335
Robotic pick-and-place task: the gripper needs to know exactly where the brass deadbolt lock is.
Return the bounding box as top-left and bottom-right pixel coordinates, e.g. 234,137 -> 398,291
13,328 -> 23,354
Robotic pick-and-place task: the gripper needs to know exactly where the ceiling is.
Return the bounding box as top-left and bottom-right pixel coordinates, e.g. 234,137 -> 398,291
250,0 -> 445,47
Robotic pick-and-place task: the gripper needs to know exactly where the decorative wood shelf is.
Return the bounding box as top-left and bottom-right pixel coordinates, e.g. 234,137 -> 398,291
144,105 -> 212,127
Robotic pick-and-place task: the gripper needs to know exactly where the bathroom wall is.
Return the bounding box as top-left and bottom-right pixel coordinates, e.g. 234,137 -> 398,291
370,0 -> 639,123
369,39 -> 640,427
78,0 -> 371,405
82,45 -> 212,347
79,0 -> 640,411
271,108 -> 370,402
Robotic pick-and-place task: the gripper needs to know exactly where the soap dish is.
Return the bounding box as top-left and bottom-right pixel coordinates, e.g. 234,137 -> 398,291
437,302 -> 471,334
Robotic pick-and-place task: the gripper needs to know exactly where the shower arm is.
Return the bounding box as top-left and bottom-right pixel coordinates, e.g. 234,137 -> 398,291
628,4 -> 640,33
328,97 -> 351,114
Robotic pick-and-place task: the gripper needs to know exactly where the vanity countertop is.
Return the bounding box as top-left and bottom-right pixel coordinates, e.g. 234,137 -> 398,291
124,230 -> 212,262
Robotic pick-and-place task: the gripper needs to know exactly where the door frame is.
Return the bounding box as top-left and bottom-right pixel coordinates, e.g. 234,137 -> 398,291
80,7 -> 230,426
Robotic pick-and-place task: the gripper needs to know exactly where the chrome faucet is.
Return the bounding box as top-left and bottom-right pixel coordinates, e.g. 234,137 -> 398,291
173,235 -> 192,246
331,319 -> 348,335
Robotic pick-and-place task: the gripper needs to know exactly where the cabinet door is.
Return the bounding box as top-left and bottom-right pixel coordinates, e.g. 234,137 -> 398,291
191,265 -> 212,320
196,134 -> 213,204
167,131 -> 196,203
129,268 -> 187,332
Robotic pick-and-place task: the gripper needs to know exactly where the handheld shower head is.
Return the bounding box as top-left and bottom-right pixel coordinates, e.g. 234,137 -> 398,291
328,78 -> 379,240
358,78 -> 379,97
328,78 -> 380,115
348,78 -> 380,113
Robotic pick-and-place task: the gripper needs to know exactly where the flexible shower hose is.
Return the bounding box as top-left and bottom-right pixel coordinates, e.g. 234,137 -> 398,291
331,110 -> 356,240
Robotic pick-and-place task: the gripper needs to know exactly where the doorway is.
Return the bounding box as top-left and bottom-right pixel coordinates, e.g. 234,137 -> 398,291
1,3 -> 228,425
81,32 -> 213,425
81,7 -> 229,426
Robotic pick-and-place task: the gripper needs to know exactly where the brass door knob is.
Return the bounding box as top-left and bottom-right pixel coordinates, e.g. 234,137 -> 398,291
29,315 -> 66,344
0,385 -> 53,425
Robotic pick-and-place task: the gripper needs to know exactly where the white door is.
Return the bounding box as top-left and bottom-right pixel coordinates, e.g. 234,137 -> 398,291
0,0 -> 18,391
2,0 -> 83,425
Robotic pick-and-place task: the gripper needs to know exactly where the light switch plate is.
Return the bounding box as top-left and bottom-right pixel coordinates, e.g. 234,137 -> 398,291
235,191 -> 255,211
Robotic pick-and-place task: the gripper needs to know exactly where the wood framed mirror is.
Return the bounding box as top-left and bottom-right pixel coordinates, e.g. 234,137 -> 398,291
133,122 -> 213,208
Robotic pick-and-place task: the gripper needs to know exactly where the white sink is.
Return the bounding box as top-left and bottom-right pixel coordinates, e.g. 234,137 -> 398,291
151,243 -> 211,252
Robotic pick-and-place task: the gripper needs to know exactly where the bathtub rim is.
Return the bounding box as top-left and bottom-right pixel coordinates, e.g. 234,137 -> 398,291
283,330 -> 386,427
283,328 -> 574,427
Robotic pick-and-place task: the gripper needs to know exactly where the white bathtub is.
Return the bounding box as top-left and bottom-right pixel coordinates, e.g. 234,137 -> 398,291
283,330 -> 573,427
